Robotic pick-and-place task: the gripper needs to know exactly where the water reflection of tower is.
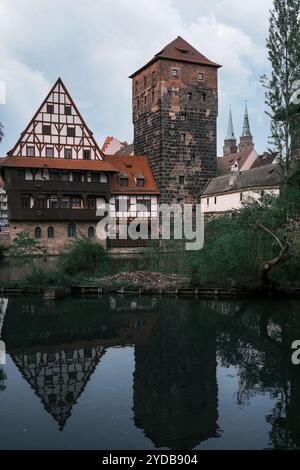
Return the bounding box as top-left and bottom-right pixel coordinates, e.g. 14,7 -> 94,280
12,345 -> 104,430
133,300 -> 219,449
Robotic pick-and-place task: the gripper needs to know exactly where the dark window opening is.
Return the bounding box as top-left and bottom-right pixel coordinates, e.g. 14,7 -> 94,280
49,195 -> 58,209
27,146 -> 35,157
64,148 -> 72,159
136,178 -> 144,187
46,147 -> 54,158
36,196 -> 46,209
49,170 -> 59,181
65,105 -> 72,115
62,197 -> 70,209
47,226 -> 54,239
68,223 -> 76,238
42,125 -> 51,135
214,196 -> 217,204
187,92 -> 192,101
191,155 -> 196,164
18,169 -> 26,180
198,72 -> 204,81
180,113 -> 186,121
61,171 -> 69,182
47,104 -> 54,114
91,172 -> 100,183
202,93 -> 206,102
21,194 -> 30,209
88,226 -> 95,238
83,149 -> 91,160
87,198 -> 96,209
34,227 -> 41,239
67,126 -> 75,137
120,178 -> 128,187
73,172 -> 83,182
179,175 -> 185,185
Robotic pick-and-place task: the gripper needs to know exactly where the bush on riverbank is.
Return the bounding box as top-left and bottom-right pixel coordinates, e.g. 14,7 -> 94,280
57,236 -> 107,276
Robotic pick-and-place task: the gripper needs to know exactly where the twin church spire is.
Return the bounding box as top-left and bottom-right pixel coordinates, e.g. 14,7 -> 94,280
223,103 -> 254,156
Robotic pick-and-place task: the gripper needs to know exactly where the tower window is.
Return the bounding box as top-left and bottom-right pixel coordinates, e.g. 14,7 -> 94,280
65,105 -> 71,115
144,76 -> 147,88
187,92 -> 192,101
180,113 -> 186,121
46,147 -> 54,158
179,175 -> 185,185
67,126 -> 75,137
135,80 -> 139,94
42,125 -> 51,135
144,95 -> 147,106
191,155 -> 196,164
202,93 -> 207,103
152,71 -> 156,86
152,90 -> 155,103
198,72 -> 204,81
181,133 -> 186,142
47,104 -> 54,114
172,68 -> 178,77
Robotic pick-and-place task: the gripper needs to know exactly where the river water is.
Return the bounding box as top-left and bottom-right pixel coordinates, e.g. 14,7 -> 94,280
0,295 -> 300,450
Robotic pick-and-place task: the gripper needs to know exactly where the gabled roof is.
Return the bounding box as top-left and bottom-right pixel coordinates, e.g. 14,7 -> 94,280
251,153 -> 277,169
105,155 -> 160,195
0,156 -> 117,172
202,164 -> 281,196
218,148 -> 254,174
114,143 -> 134,155
8,77 -> 105,160
129,36 -> 221,78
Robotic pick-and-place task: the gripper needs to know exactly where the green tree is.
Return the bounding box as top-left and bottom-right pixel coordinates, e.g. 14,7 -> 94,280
8,232 -> 48,268
261,0 -> 300,181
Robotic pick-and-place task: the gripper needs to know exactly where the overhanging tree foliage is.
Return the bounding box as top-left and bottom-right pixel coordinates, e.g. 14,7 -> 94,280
261,0 -> 300,181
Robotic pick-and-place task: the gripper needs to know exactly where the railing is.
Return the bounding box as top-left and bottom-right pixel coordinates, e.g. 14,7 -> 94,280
8,208 -> 103,221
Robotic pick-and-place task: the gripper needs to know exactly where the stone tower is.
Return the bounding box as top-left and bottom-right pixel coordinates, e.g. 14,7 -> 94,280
223,107 -> 237,156
239,103 -> 254,152
130,36 -> 221,204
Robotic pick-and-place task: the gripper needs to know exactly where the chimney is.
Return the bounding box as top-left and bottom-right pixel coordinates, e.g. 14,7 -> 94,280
229,161 -> 239,187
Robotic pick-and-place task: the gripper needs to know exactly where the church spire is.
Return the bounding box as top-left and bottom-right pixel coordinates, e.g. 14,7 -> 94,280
223,106 -> 237,156
239,101 -> 254,151
241,102 -> 252,137
225,107 -> 236,140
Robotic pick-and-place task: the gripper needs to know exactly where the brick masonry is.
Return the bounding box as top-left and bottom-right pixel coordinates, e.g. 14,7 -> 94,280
132,60 -> 218,204
9,222 -> 106,255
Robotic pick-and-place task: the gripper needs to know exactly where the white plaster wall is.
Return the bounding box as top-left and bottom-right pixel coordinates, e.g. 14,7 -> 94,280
201,188 -> 279,213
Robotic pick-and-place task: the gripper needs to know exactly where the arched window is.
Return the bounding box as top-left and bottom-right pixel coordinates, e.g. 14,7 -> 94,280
34,227 -> 41,239
68,223 -> 76,238
88,226 -> 95,238
47,226 -> 54,239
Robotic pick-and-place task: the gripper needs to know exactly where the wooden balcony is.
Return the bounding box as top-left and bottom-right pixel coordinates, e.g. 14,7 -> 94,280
9,180 -> 110,194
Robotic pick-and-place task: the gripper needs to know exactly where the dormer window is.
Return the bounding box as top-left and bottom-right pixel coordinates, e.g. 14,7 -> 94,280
135,173 -> 145,187
119,172 -> 129,187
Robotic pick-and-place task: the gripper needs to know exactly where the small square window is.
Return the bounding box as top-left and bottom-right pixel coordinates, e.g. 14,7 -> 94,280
172,68 -> 178,77
42,125 -> 51,135
27,146 -> 35,157
46,147 -> 54,158
136,178 -> 144,187
65,106 -> 71,115
198,72 -> 204,81
120,178 -> 128,187
47,104 -> 54,114
180,113 -> 186,121
67,126 -> 75,137
83,149 -> 91,160
64,148 -> 72,159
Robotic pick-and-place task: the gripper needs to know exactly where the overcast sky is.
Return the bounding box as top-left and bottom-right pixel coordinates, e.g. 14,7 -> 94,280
0,0 -> 273,157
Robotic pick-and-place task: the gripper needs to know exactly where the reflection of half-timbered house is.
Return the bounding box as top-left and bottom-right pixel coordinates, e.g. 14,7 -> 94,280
0,78 -> 117,252
12,345 -> 104,430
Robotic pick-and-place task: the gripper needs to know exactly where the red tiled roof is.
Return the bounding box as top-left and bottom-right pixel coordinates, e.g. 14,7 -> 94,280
0,156 -> 117,172
130,36 -> 221,78
105,155 -> 160,195
218,149 -> 253,174
251,153 -> 277,169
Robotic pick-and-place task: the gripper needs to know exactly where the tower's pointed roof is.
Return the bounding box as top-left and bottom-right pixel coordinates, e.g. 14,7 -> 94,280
225,108 -> 236,140
130,36 -> 221,78
241,102 -> 252,138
